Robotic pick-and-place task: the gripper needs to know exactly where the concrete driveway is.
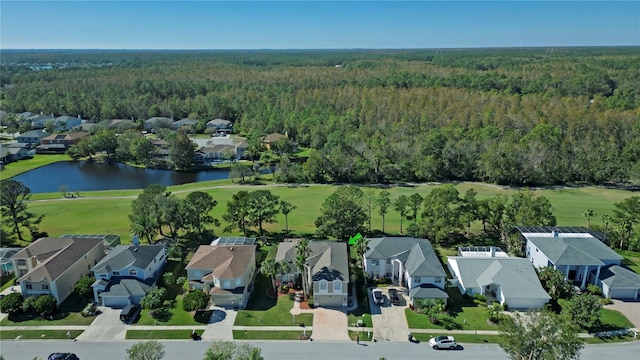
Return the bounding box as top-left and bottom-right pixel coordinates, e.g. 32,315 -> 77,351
606,299 -> 640,329
311,307 -> 350,341
76,306 -> 127,341
201,307 -> 237,340
369,287 -> 410,342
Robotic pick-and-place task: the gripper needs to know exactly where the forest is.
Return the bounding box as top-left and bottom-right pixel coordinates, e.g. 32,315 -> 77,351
1,47 -> 639,186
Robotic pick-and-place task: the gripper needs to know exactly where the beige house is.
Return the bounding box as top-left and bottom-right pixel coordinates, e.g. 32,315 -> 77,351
275,240 -> 349,307
185,245 -> 256,309
11,237 -> 105,305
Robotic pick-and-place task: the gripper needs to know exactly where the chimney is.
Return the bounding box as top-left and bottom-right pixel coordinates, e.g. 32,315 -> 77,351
78,114 -> 81,119
553,229 -> 559,238
490,246 -> 496,257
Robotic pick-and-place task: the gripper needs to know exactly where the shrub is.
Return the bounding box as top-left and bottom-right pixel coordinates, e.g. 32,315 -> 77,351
474,293 -> 487,302
503,303 -> 509,311
74,276 -> 96,299
22,295 -> 38,313
81,303 -> 98,317
182,291 -> 209,312
0,292 -> 23,314
586,284 -> 602,296
33,295 -> 57,316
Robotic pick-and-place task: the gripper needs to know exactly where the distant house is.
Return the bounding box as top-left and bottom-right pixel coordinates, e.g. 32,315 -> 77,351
37,132 -> 89,153
186,245 -> 256,308
28,113 -> 55,129
172,118 -> 199,132
108,119 -> 137,132
263,133 -> 287,150
0,248 -> 21,276
54,116 -> 83,132
144,117 -> 174,132
448,246 -> 550,309
206,119 -> 233,134
195,144 -> 237,162
10,237 -> 106,305
364,237 -> 449,305
275,239 -> 349,307
0,144 -> 33,163
17,130 -> 50,145
91,245 -> 167,308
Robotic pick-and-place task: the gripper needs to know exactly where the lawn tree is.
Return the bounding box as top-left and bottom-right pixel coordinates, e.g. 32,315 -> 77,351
408,193 -> 423,224
279,200 -> 296,233
182,291 -> 210,312
140,287 -> 166,316
260,258 -> 279,293
91,128 -> 118,160
0,292 -> 23,315
562,294 -> 602,329
0,180 -> 44,242
158,195 -> 186,239
498,311 -> 583,360
479,194 -> 508,234
32,295 -> 57,316
130,212 -> 159,244
131,184 -> 170,236
315,186 -> 367,241
461,188 -> 479,233
203,340 -> 264,360
182,191 -> 220,236
168,129 -> 196,170
420,184 -> 464,245
302,148 -> 325,183
130,136 -> 155,166
229,163 -> 253,184
501,191 -> 556,254
74,276 -> 96,299
537,266 -> 575,301
376,190 -> 391,234
612,196 -> 640,250
393,194 -> 409,234
223,191 -> 251,234
582,209 -> 596,228
247,190 -> 281,236
295,238 -> 312,299
363,189 -> 376,233
126,340 -> 166,360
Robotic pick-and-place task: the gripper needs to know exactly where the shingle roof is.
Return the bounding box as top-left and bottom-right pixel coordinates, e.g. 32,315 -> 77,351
100,278 -> 151,298
448,257 -> 550,300
186,245 -> 255,280
264,133 -> 286,143
18,130 -> 50,138
409,284 -> 449,299
599,265 -> 640,289
275,240 -> 349,282
526,236 -> 622,266
92,245 -> 164,274
12,237 -> 103,282
207,119 -> 232,127
365,237 -> 446,278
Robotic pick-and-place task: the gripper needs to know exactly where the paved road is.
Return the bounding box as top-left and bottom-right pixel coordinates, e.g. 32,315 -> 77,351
1,339 -> 639,360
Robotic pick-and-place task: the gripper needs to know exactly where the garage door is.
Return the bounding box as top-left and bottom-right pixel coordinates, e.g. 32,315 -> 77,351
609,288 -> 638,299
315,295 -> 345,307
102,296 -> 130,308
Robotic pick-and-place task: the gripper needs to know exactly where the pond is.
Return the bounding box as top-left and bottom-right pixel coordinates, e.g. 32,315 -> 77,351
11,161 -> 231,193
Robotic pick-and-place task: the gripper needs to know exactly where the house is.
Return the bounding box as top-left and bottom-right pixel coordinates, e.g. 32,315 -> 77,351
448,246 -> 550,309
10,237 -> 105,305
263,132 -> 286,150
275,239 -> 349,307
521,227 -> 624,290
364,237 -> 449,305
28,113 -> 55,129
91,245 -> 167,308
195,144 -> 237,163
186,245 -> 256,308
17,130 -> 50,145
0,248 -> 21,276
54,115 -> 83,132
37,132 -> 89,153
0,148 -> 11,165
0,144 -> 33,163
108,119 -> 136,132
61,234 -> 121,250
597,265 -> 640,299
144,117 -> 174,132
172,118 -> 199,132
206,119 -> 233,134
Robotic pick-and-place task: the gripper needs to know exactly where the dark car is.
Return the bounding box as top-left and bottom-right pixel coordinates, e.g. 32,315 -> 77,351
388,288 -> 400,305
372,288 -> 384,305
48,353 -> 79,360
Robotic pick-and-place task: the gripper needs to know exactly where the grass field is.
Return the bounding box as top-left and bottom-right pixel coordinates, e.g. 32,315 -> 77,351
233,330 -> 311,340
126,329 -> 196,339
0,329 -> 84,340
0,154 -> 72,180
15,181 -> 638,244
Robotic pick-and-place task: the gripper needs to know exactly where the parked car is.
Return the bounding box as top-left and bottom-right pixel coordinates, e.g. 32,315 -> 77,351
372,288 -> 384,305
388,288 -> 400,305
48,353 -> 79,360
428,335 -> 457,349
119,304 -> 139,323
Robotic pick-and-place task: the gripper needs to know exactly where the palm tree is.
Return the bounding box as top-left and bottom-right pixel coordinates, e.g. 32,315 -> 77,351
393,195 -> 409,234
354,236 -> 370,285
295,239 -> 312,299
280,201 -> 297,233
583,209 -> 596,228
260,258 -> 278,294
276,260 -> 290,292
130,212 -> 159,244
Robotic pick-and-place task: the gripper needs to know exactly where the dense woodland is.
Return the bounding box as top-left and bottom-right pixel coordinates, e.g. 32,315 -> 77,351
1,48 -> 639,186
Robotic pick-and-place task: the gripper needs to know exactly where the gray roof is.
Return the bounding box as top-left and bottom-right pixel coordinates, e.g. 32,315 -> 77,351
276,240 -> 349,282
599,265 -> 640,289
0,248 -> 21,264
526,236 -> 622,266
92,245 -> 164,274
100,278 -> 151,298
144,117 -> 173,124
18,130 -> 50,138
174,118 -> 199,126
448,257 -> 550,300
207,119 -> 232,127
409,284 -> 449,299
366,237 -> 446,278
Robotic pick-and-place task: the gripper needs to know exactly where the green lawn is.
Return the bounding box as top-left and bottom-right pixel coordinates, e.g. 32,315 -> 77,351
0,274 -> 16,292
617,250 -> 640,273
0,293 -> 96,326
596,309 -> 635,331
235,274 -> 313,327
0,330 -> 84,340
348,330 -> 374,341
0,154 -> 72,180
233,330 -> 311,340
126,329 -> 195,339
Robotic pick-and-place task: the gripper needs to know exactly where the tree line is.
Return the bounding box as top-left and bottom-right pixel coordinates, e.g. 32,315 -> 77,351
1,48 -> 639,186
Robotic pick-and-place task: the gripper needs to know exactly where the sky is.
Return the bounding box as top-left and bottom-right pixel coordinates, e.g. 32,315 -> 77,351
1,1 -> 638,49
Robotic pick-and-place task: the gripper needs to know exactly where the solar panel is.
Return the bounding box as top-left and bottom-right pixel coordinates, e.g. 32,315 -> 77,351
212,237 -> 256,246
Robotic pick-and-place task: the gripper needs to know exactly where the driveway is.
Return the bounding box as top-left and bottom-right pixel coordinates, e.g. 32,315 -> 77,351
369,287 -> 410,342
605,299 -> 640,329
310,307 -> 350,341
76,306 -> 127,341
201,306 -> 237,340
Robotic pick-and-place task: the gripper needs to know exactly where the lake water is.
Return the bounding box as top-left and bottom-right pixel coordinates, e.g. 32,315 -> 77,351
11,161 -> 231,193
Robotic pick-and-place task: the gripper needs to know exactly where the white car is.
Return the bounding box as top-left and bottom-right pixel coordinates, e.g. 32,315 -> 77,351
372,288 -> 384,305
428,335 -> 457,349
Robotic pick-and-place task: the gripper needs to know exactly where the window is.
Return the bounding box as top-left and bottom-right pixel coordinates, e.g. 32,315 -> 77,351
319,280 -> 327,292
113,271 -> 120,276
42,284 -> 49,290
129,269 -> 137,276
87,264 -> 91,271
19,269 -> 27,276
333,281 -> 342,292
236,278 -> 242,287
413,277 -> 421,283
223,280 -> 231,288
371,259 -> 379,266
17,259 -> 26,266
435,278 -> 442,283
99,274 -> 107,279
26,284 -> 32,289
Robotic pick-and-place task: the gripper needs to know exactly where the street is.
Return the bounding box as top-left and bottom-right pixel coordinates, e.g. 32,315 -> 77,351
1,340 -> 639,360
